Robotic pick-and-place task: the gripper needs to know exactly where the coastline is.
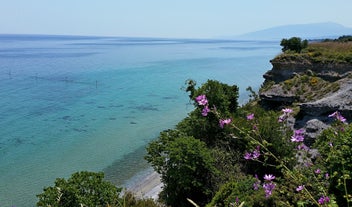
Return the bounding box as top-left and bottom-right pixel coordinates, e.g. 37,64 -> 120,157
126,169 -> 163,200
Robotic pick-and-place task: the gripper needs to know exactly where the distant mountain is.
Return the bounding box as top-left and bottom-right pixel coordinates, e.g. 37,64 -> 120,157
235,22 -> 352,40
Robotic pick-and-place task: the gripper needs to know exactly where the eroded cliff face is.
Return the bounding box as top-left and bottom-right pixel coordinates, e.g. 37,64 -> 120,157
259,56 -> 352,142
264,57 -> 352,83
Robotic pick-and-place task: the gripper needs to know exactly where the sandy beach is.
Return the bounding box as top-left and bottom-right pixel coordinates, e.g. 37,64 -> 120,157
127,170 -> 163,200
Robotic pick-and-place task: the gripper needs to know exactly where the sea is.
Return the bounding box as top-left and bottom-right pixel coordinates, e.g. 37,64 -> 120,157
0,34 -> 281,206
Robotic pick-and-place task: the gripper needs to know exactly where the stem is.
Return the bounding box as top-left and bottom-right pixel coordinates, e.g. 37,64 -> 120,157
343,164 -> 350,207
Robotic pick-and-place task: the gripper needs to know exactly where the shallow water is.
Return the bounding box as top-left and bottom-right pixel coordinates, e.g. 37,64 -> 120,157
0,35 -> 280,206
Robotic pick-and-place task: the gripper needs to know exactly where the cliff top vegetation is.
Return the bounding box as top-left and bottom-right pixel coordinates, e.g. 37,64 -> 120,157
275,36 -> 352,64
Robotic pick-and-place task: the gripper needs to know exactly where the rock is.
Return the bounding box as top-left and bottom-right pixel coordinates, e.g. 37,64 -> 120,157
303,119 -> 330,145
264,57 -> 352,83
260,55 -> 352,142
300,78 -> 352,119
260,84 -> 297,107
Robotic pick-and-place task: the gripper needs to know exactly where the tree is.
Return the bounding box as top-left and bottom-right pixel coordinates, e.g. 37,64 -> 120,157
145,131 -> 217,207
37,171 -> 121,207
181,79 -> 239,146
280,37 -> 308,53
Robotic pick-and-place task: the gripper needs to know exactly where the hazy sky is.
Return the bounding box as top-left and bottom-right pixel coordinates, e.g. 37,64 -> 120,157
1,0 -> 351,38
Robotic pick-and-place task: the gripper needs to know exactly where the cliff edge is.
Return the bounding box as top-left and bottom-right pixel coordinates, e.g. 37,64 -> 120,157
259,40 -> 352,142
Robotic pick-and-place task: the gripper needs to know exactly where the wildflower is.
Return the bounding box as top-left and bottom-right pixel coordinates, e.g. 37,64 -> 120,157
325,173 -> 329,180
219,118 -> 231,128
264,174 -> 275,181
252,146 -> 261,159
253,174 -> 261,190
314,169 -> 321,174
296,185 -> 304,192
329,111 -> 347,123
244,152 -> 252,160
247,113 -> 254,120
244,146 -> 261,160
282,108 -> 293,114
291,129 -> 304,142
201,105 -> 210,116
195,94 -> 208,106
263,182 -> 276,198
318,196 -> 330,205
278,114 -> 285,123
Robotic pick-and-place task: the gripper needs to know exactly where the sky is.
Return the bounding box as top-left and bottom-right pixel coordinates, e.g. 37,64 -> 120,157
1,0 -> 352,38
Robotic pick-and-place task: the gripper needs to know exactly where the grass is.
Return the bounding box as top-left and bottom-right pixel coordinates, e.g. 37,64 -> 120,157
275,41 -> 352,64
279,75 -> 340,102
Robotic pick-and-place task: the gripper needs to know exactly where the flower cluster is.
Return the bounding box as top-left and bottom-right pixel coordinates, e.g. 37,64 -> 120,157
252,174 -> 276,198
195,93 -> 349,205
263,174 -> 276,198
195,94 -> 211,116
318,195 -> 330,205
291,129 -> 305,142
244,146 -> 261,160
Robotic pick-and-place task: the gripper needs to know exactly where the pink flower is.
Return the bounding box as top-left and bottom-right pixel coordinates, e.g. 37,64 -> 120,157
247,113 -> 254,120
244,146 -> 261,160
318,196 -> 330,205
252,146 -> 261,159
263,174 -> 275,181
219,118 -> 231,128
314,169 -> 321,174
325,173 -> 329,179
282,108 -> 293,114
296,185 -> 304,192
195,95 -> 208,106
329,111 -> 347,123
291,129 -> 304,142
263,182 -> 276,198
244,152 -> 252,160
201,105 -> 210,116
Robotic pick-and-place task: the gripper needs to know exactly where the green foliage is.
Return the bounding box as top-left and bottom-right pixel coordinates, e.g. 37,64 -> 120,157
186,79 -> 239,115
145,132 -> 217,207
314,123 -> 352,206
276,38 -> 352,64
279,75 -> 340,102
207,176 -> 278,207
180,79 -> 239,146
121,192 -> 164,207
36,171 -> 121,207
280,37 -> 308,53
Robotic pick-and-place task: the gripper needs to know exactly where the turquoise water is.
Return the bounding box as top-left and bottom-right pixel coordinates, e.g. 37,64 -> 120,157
0,35 -> 280,206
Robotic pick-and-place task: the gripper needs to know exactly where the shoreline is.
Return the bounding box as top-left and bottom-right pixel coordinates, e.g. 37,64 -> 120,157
125,169 -> 163,200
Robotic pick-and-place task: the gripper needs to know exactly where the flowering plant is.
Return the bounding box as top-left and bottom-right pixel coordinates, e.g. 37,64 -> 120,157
195,89 -> 350,206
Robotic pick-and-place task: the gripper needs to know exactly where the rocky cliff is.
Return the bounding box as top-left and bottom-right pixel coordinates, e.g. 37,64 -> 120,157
259,55 -> 352,142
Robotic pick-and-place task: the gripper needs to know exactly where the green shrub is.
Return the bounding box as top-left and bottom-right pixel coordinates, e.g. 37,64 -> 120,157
145,132 -> 218,207
37,171 -> 121,207
280,37 -> 308,53
314,123 -> 352,206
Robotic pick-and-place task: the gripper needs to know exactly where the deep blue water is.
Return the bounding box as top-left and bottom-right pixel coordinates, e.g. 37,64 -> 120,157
0,34 -> 280,206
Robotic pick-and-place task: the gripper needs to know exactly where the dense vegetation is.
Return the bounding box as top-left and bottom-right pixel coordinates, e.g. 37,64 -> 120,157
276,36 -> 352,63
37,37 -> 352,206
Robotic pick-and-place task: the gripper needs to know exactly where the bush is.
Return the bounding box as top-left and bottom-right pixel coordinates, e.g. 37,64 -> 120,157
145,132 -> 218,207
280,37 -> 308,53
37,171 -> 121,207
314,122 -> 352,206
